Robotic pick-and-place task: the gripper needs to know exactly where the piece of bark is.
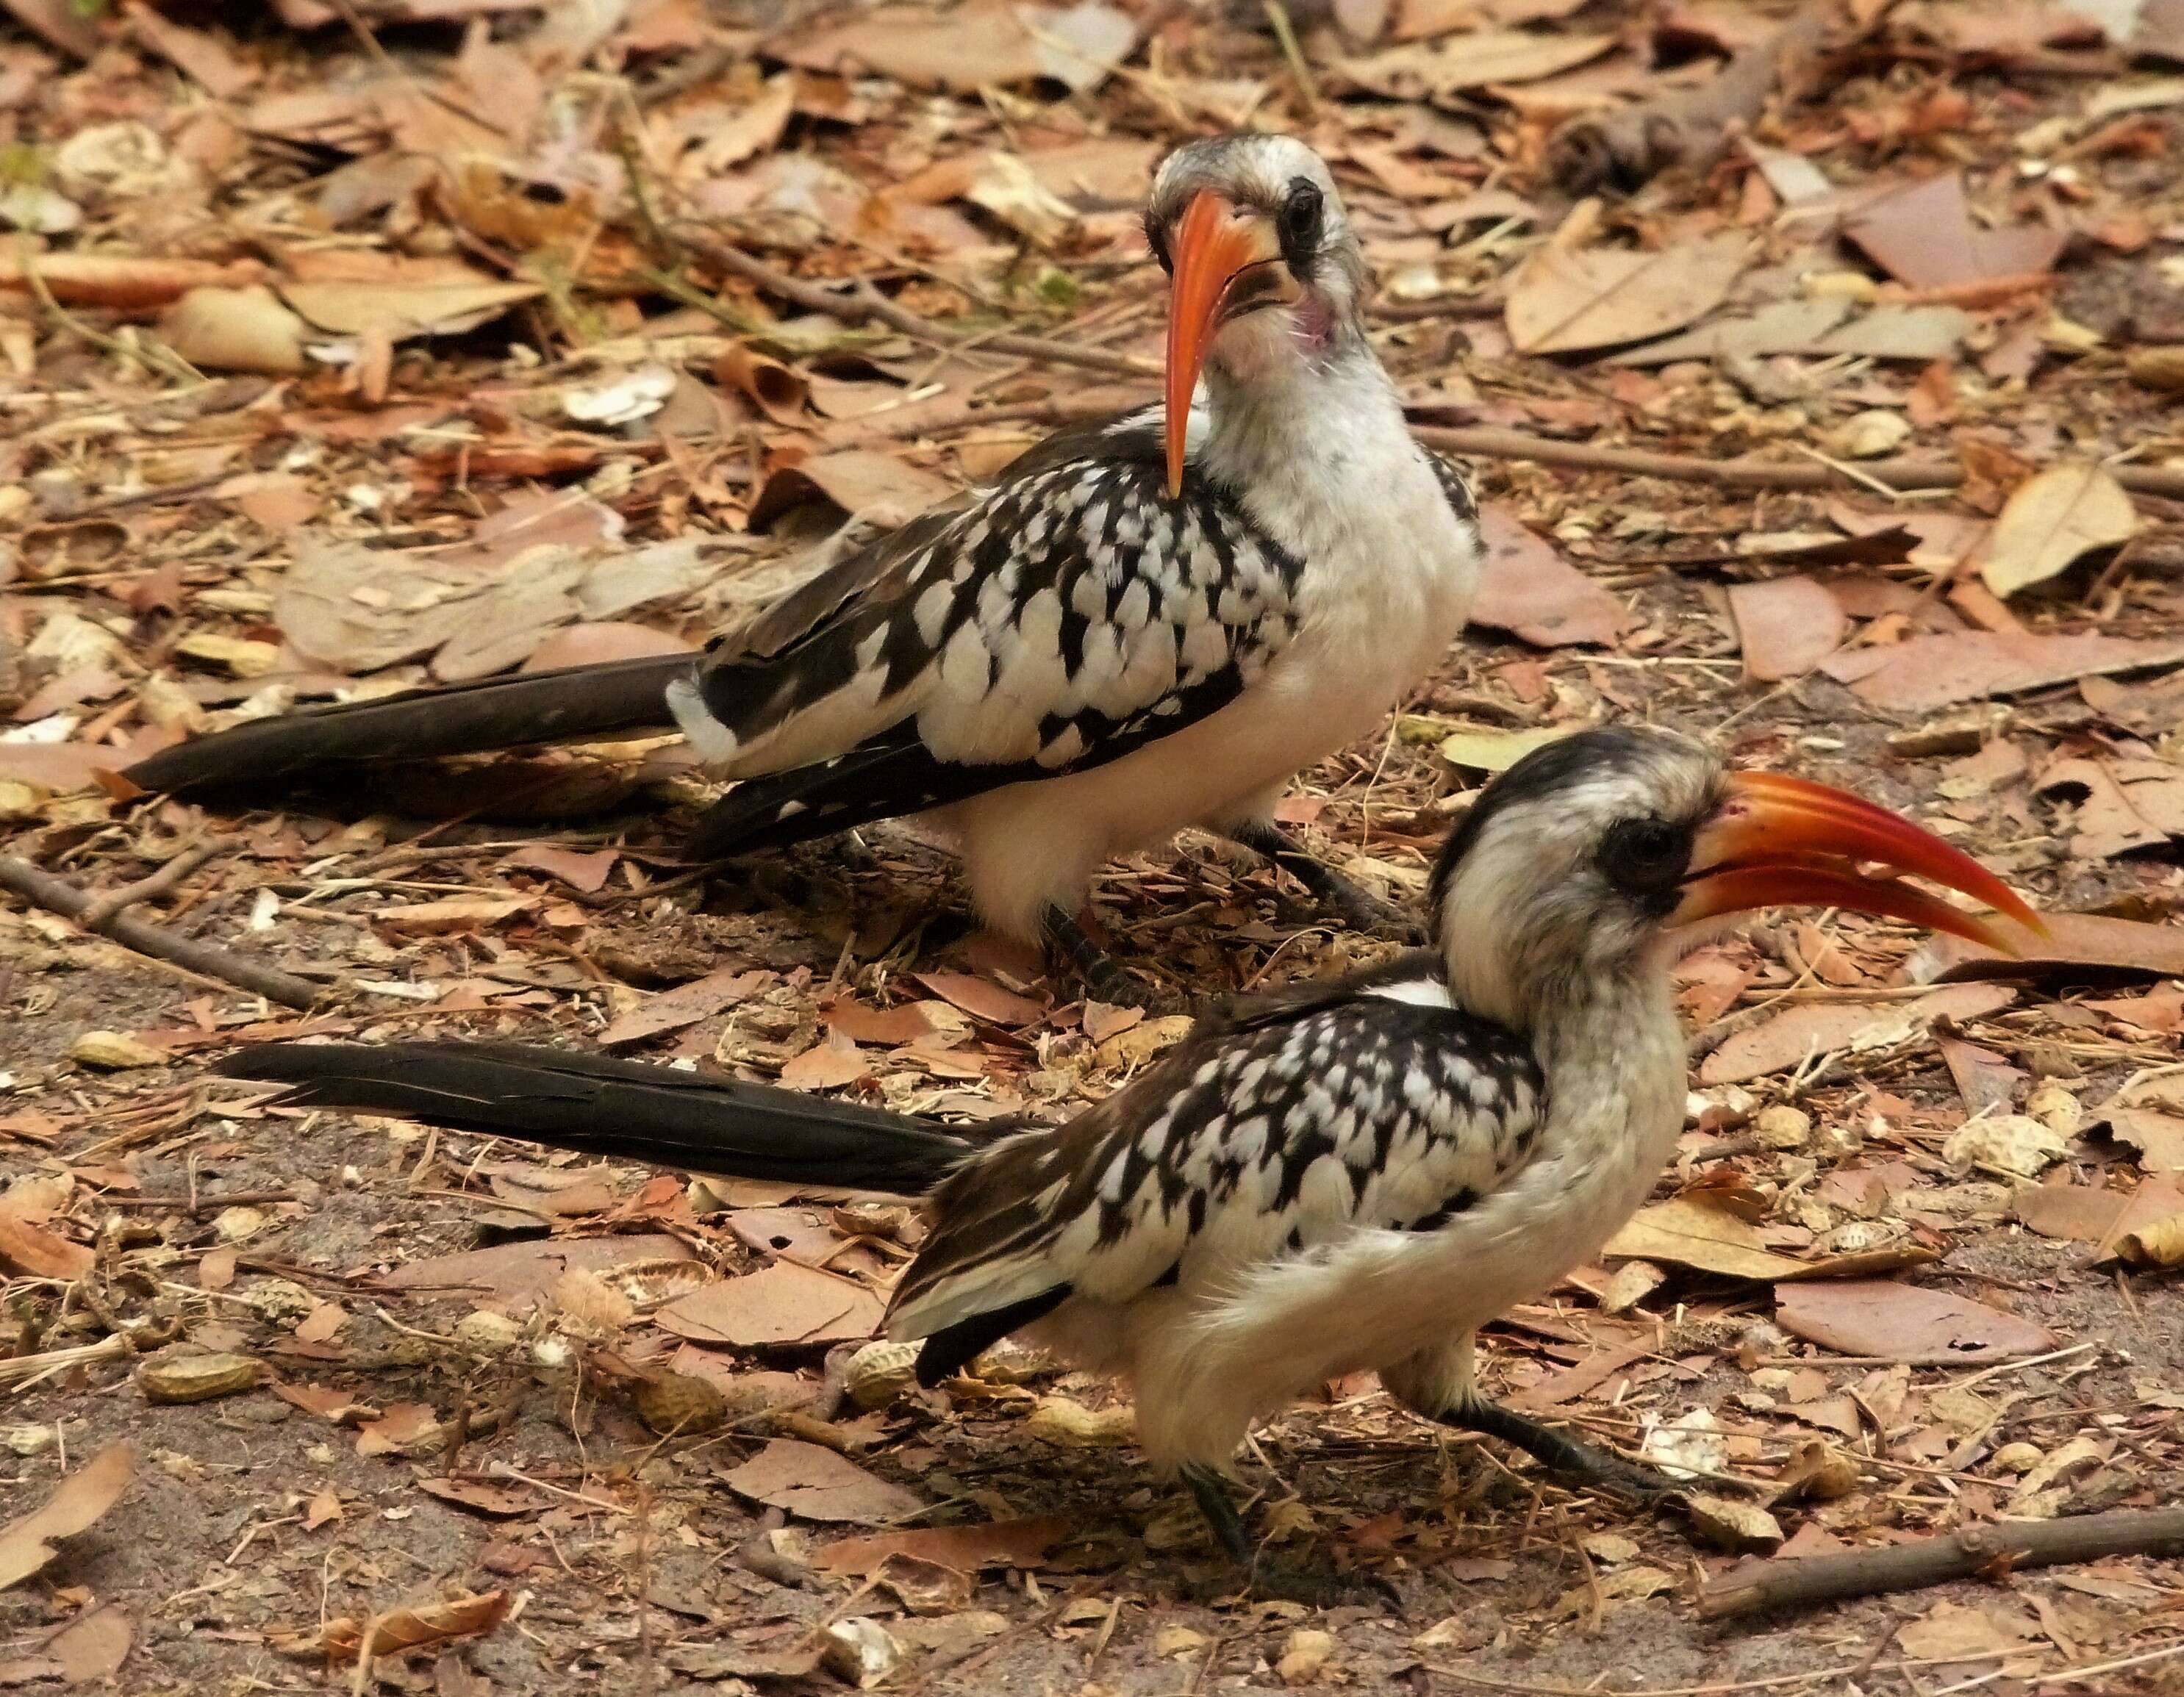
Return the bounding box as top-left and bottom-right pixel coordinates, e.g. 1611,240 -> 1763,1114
1545,2 -> 1839,194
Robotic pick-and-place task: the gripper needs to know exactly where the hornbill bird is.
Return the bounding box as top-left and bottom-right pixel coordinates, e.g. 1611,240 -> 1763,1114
215,728 -> 2042,1603
124,134 -> 1483,1002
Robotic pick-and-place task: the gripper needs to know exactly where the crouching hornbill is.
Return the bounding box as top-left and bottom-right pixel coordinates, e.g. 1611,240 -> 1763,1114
216,728 -> 2042,1604
126,134 -> 1484,1003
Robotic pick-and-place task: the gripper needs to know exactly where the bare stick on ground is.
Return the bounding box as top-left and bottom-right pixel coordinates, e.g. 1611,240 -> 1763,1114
678,229 -> 1160,382
1696,1504 -> 2184,1618
0,852 -> 321,1011
1544,1 -> 1839,194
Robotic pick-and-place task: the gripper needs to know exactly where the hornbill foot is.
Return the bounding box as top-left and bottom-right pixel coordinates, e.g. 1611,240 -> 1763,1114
1442,1400 -> 1689,1505
1042,906 -> 1166,1011
1181,1465 -> 1399,1611
1225,822 -> 1425,944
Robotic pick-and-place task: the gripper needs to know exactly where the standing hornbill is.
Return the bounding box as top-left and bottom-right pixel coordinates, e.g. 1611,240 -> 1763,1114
124,134 -> 1483,1001
215,727 -> 2042,1603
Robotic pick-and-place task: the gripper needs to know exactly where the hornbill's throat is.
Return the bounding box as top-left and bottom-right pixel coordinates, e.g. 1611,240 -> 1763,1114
1673,770 -> 2045,953
1164,190 -> 1301,498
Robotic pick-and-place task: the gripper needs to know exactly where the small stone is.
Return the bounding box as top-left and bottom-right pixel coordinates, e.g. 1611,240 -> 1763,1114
632,1369 -> 728,1436
1989,1441 -> 2044,1474
69,1030 -> 168,1069
212,1205 -> 265,1244
1945,1113 -> 2066,1177
1600,1259 -> 1666,1316
818,1618 -> 901,1689
1277,1628 -> 1336,1686
1154,1626 -> 1207,1658
2027,1081 -> 2083,1138
454,1310 -> 525,1351
1754,1104 -> 1813,1149
1827,409 -> 1912,459
1685,1493 -> 1785,1552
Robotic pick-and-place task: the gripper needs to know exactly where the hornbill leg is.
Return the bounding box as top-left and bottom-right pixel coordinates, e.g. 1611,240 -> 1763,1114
1041,905 -> 1153,1009
1181,1465 -> 1399,1610
1225,822 -> 1425,943
1441,1399 -> 1688,1503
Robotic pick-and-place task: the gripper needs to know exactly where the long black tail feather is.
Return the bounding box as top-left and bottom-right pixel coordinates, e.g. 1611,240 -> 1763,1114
213,1041 -> 973,1197
124,654 -> 693,796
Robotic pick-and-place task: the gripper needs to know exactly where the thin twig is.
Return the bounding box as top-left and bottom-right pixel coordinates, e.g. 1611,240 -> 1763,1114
77,839 -> 223,931
1694,1502 -> 2184,1618
0,853 -> 321,1011
1410,424 -> 2184,500
676,227 -> 1160,381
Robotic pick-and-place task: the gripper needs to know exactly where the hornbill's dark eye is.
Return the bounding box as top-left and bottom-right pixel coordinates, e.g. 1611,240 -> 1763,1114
1145,209 -> 1172,275
1277,181 -> 1322,269
1598,817 -> 1691,897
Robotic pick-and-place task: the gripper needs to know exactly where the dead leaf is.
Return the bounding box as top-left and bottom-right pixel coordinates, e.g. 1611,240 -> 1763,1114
0,1443 -> 136,1591
0,1213 -> 93,1280
1897,1599 -> 2038,1662
1727,577 -> 1848,681
1913,911 -> 2184,983
318,1590 -> 509,1662
377,896 -> 534,935
1605,1195 -> 1806,1280
2107,1107 -> 2184,1172
1468,506 -> 1627,646
502,845 -> 620,894
2014,1174 -> 2184,1245
811,1516 -> 1070,1576
1975,464 -> 2138,598
521,622 -> 696,672
1821,630 -> 2184,712
40,1601 -> 132,1685
784,1 -> 1137,93
750,449 -> 957,530
598,968 -> 769,1046
909,971 -> 1045,1027
1700,984 -> 2016,1084
415,1478 -> 543,1518
2036,756 -> 2184,860
278,276 -> 543,341
1775,1280 -> 2055,1364
723,1439 -> 923,1524
380,1234 -> 697,1310
2113,1213 -> 2184,1269
1506,234 -> 1746,356
1439,724 -> 1575,772
1844,173 -> 2067,290
655,1260 -> 886,1348
779,1037 -> 875,1091
1336,29 -> 1617,99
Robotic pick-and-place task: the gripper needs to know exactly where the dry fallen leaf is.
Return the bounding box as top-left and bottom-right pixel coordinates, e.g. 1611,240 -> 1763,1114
598,968 -> 770,1047
1974,464 -> 2138,598
1468,506 -> 1627,647
1823,631 -> 2184,712
1727,576 -> 1848,682
1774,1280 -> 2055,1364
1844,173 -> 2067,290
654,1260 -> 887,1348
1700,984 -> 2016,1085
1506,234 -> 1746,356
317,1590 -> 509,1662
722,1438 -> 923,1524
811,1516 -> 1070,1576
1336,29 -> 1617,99
0,1443 -> 136,1591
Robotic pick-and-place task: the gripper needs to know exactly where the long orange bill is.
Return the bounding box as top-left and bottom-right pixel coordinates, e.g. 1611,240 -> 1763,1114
1164,190 -> 1267,499
1674,769 -> 2046,953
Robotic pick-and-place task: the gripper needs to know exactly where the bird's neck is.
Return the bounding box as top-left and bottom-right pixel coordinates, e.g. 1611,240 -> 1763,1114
1197,328 -> 1406,495
1446,943 -> 1686,1122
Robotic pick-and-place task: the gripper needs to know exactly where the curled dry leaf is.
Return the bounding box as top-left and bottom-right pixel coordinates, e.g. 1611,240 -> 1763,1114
1825,630 -> 2184,712
1975,463 -> 2138,599
135,1352 -> 266,1404
1336,29 -> 1616,99
316,1590 -> 509,1662
0,1213 -> 95,1280
1506,234 -> 1746,356
654,1259 -> 886,1348
0,1442 -> 136,1591
811,1515 -> 1071,1576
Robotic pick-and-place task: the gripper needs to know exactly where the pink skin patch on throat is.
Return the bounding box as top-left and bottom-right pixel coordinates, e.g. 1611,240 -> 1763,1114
1290,293 -> 1336,354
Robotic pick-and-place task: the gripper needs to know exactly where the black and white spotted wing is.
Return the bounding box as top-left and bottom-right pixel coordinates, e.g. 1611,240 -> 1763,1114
887,965 -> 1545,1345
677,412 -> 1311,852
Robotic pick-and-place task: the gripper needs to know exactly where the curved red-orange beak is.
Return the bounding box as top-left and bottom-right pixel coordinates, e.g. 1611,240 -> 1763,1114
1163,190 -> 1286,499
1674,770 -> 2045,953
